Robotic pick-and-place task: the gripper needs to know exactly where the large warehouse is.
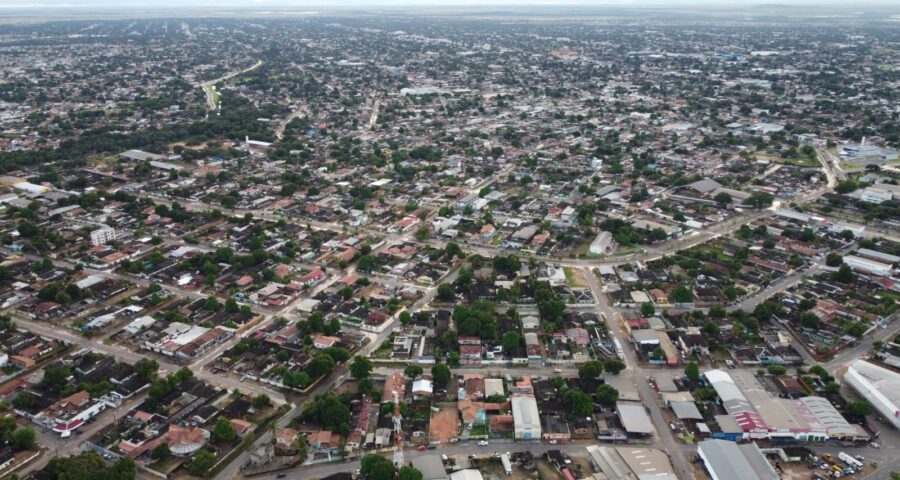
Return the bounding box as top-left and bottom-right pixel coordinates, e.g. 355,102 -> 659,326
704,369 -> 867,441
511,395 -> 541,440
585,445 -> 678,480
697,439 -> 779,480
844,360 -> 900,430
615,402 -> 656,438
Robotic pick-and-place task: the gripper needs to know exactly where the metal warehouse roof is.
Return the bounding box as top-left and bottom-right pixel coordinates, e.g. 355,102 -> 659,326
616,402 -> 655,434
670,401 -> 703,420
698,439 -> 779,480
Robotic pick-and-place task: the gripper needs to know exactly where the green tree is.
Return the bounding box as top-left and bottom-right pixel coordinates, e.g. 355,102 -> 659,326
640,302 -> 655,317
714,192 -> 732,206
134,358 -> 159,380
800,312 -> 821,330
12,392 -> 33,411
431,363 -> 451,387
835,180 -> 858,194
578,360 -> 604,380
501,331 -> 521,353
596,384 -> 620,405
702,321 -> 720,336
832,264 -> 854,283
436,283 -> 455,301
846,401 -> 872,417
357,255 -> 375,272
350,356 -> 373,380
212,417 -> 236,443
671,286 -> 692,303
766,365 -> 787,376
151,442 -> 170,460
302,394 -> 351,434
563,389 -> 594,416
358,378 -> 375,397
398,466 -> 423,480
225,298 -> 239,313
187,450 -> 216,477
175,367 -> 193,382
11,427 -> 36,451
46,453 -> 136,480
251,394 -> 271,409
308,354 -> 336,378
404,365 -> 423,379
17,221 -> 39,238
604,360 -> 625,375
360,454 -> 395,480
825,253 -> 843,268
746,191 -> 774,208
684,362 -> 700,382
203,296 -> 220,311
40,366 -> 70,394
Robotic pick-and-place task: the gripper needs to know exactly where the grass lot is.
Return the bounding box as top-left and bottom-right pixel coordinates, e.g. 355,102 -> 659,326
757,152 -> 818,168
563,267 -> 588,288
203,84 -> 220,109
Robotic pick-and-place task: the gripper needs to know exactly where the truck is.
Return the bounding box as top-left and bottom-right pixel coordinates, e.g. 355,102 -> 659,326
613,338 -> 625,360
500,453 -> 513,476
838,452 -> 863,470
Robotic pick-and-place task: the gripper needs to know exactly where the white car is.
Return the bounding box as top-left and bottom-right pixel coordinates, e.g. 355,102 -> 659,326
870,442 -> 880,449
477,440 -> 489,446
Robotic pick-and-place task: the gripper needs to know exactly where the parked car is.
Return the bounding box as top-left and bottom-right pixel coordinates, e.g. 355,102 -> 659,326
478,440 -> 489,446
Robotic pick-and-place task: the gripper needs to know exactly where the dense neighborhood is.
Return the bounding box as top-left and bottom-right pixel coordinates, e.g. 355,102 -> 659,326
0,5 -> 899,480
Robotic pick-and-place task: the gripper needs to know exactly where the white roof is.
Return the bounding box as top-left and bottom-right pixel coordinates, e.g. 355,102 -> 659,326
449,470 -> 483,480
511,396 -> 540,430
616,402 -> 656,434
412,379 -> 433,394
630,291 -> 651,304
617,447 -> 678,480
485,378 -> 504,398
411,455 -> 447,480
845,360 -> 900,429
124,316 -> 157,334
75,275 -> 106,289
170,246 -> 200,258
858,248 -> 900,264
698,439 -> 778,480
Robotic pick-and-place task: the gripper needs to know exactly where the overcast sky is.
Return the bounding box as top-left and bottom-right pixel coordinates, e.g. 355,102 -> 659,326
2,0 -> 897,9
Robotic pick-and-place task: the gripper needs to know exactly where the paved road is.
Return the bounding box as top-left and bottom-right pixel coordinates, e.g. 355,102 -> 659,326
274,103 -> 308,140
200,60 -> 263,113
827,314 -> 899,370
147,179 -> 829,271
15,393 -> 150,478
11,314 -> 281,401
583,267 -> 696,480
249,441 -> 601,480
727,257 -> 830,315
213,267 -> 461,480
